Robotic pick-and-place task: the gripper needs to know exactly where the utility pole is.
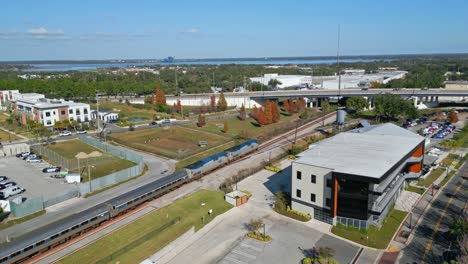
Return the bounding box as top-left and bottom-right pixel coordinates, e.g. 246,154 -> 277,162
96,91 -> 100,133
175,67 -> 182,118
336,24 -> 342,100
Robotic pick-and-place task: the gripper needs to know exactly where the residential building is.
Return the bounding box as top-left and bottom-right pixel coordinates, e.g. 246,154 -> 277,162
91,111 -> 119,123
13,95 -> 90,127
0,90 -> 20,109
291,123 -> 425,228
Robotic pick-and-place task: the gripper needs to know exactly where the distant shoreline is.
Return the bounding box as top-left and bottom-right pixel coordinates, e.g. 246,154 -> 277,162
1,52 -> 467,65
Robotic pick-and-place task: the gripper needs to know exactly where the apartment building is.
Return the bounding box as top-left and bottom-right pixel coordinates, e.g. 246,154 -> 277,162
291,123 -> 425,228
13,95 -> 91,127
0,90 -> 20,109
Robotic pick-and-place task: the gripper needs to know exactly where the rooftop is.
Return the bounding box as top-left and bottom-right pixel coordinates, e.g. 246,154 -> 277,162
295,123 -> 424,179
16,97 -> 89,109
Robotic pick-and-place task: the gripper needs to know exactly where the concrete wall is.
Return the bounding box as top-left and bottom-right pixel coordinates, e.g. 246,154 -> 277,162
291,162 -> 333,212
0,143 -> 29,157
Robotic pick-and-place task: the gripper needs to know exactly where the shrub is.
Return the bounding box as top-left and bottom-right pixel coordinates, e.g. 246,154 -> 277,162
246,231 -> 271,242
302,258 -> 312,264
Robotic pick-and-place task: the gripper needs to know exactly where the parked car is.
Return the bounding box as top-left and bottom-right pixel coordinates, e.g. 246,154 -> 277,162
0,182 -> 17,190
149,121 -> 157,126
23,154 -> 41,160
0,186 -> 25,199
0,176 -> 8,182
16,151 -> 32,158
42,166 -> 61,173
59,131 -> 72,137
27,158 -> 43,163
76,130 -> 87,134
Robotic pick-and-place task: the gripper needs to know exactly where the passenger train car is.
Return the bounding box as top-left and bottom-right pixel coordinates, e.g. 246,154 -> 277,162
0,139 -> 258,263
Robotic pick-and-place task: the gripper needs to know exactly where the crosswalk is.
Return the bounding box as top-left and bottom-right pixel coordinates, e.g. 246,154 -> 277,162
219,238 -> 264,264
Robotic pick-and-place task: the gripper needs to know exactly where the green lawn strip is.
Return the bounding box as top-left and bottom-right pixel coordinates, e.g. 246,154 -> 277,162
440,153 -> 460,167
176,141 -> 237,170
439,170 -> 456,186
454,154 -> 468,170
59,190 -> 232,264
417,168 -> 445,187
331,208 -> 407,249
0,210 -> 45,232
405,185 -> 425,195
81,158 -> 137,182
84,164 -> 148,198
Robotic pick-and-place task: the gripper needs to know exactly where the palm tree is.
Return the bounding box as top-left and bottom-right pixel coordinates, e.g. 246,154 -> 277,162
70,120 -> 78,131
53,121 -> 63,131
62,119 -> 71,131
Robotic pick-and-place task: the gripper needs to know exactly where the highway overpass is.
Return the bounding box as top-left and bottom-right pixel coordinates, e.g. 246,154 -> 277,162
101,88 -> 468,109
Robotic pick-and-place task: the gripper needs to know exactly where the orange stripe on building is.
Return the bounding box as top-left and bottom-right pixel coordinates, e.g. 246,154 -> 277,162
412,145 -> 423,157
333,177 -> 338,217
409,163 -> 422,173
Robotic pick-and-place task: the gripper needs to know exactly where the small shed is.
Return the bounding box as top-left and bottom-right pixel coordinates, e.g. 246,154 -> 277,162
225,191 -> 248,207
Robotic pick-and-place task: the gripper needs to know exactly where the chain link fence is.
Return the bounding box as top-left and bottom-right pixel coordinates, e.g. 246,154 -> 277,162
10,197 -> 44,218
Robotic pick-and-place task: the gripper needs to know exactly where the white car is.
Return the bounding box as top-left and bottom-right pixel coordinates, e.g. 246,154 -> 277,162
59,131 -> 72,137
76,130 -> 87,134
27,158 -> 43,163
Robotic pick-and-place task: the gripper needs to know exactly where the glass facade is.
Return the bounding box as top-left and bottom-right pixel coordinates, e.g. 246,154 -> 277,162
337,178 -> 369,220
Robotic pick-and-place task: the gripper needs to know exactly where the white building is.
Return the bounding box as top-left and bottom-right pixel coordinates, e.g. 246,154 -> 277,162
13,95 -> 90,127
320,71 -> 408,89
0,90 -> 20,109
249,73 -> 312,89
91,111 -> 119,123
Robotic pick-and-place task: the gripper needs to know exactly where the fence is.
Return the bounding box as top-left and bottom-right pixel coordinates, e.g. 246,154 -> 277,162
10,197 -> 44,218
95,217 -> 180,264
43,189 -> 80,208
336,216 -> 371,230
77,136 -> 145,195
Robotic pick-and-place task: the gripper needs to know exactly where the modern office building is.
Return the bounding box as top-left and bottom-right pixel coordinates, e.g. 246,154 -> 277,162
291,123 -> 425,228
0,90 -> 20,109
13,95 -> 91,127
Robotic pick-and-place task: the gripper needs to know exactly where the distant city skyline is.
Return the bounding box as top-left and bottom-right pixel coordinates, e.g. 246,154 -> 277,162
1,0 -> 467,61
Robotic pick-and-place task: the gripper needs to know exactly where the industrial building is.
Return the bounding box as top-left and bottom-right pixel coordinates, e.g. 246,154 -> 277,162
249,73 -> 312,89
291,123 -> 425,228
91,110 -> 119,123
13,94 -> 91,127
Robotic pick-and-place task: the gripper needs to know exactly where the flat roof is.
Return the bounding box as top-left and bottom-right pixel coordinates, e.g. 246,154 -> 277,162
295,123 -> 424,179
16,98 -> 89,109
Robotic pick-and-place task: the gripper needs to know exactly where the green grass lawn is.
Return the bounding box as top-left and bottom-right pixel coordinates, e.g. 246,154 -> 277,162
417,168 -> 445,187
47,139 -> 104,159
440,153 -> 460,167
187,112 -> 301,141
81,158 -> 137,182
405,184 -> 426,195
59,190 -> 232,264
0,128 -> 21,142
110,126 -> 231,160
439,170 -> 456,186
331,208 -> 407,249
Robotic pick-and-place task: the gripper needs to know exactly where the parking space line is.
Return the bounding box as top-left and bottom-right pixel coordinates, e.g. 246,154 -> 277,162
239,242 -> 262,252
224,255 -> 247,264
232,249 -> 256,259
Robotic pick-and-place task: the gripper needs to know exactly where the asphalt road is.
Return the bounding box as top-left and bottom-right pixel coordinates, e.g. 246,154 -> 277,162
400,160 -> 467,264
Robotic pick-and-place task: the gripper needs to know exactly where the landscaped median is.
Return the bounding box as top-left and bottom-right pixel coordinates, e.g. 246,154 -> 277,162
58,190 -> 232,264
331,206 -> 407,249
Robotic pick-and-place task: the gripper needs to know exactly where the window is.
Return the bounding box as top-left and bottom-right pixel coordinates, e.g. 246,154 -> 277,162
311,175 -> 316,184
46,121 -> 52,125
326,179 -> 332,188
61,110 -> 66,115
84,108 -> 88,114
310,193 -> 316,202
76,110 -> 81,115
53,111 -> 56,115
296,189 -> 301,198
45,112 -> 51,117
296,171 -> 302,180
326,198 -> 332,207
69,109 -> 73,114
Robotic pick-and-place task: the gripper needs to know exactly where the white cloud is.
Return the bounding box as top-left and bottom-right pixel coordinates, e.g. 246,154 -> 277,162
178,28 -> 199,34
28,27 -> 64,35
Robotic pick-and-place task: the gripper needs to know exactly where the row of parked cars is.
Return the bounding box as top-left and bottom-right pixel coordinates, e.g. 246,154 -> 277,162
59,130 -> 87,137
432,123 -> 456,139
16,151 -> 43,163
0,176 -> 25,200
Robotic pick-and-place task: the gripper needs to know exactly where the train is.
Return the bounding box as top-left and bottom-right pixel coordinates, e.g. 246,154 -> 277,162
0,139 -> 258,264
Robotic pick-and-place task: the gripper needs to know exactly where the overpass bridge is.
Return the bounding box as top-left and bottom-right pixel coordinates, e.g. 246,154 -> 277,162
102,88 -> 468,109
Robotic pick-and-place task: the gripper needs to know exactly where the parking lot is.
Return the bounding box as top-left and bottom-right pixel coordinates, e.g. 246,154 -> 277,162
0,156 -> 78,202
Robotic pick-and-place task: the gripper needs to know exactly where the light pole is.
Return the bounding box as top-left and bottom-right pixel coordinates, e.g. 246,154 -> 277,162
262,223 -> 266,239
409,204 -> 414,228
87,159 -> 91,192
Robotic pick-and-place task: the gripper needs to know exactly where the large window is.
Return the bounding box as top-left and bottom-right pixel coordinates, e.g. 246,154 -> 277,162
76,110 -> 81,115
326,179 -> 332,188
310,193 -> 316,202
311,175 -> 316,184
84,108 -> 88,114
326,198 -> 332,208
61,110 -> 66,115
296,189 -> 301,198
69,109 -> 73,114
45,112 -> 51,117
296,171 -> 302,180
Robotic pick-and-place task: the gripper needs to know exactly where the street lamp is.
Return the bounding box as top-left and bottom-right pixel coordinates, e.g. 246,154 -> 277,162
262,223 -> 266,240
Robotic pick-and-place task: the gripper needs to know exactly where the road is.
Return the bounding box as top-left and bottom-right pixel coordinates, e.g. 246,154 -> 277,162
400,161 -> 467,264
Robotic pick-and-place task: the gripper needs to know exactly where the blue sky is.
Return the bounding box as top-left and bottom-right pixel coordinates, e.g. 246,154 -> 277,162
1,0 -> 467,61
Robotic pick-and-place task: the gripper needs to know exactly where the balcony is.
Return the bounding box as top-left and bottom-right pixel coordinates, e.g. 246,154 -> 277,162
371,172 -> 406,213
407,156 -> 423,163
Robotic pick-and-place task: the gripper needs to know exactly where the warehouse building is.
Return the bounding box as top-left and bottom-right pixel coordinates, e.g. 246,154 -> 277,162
291,123 -> 425,228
